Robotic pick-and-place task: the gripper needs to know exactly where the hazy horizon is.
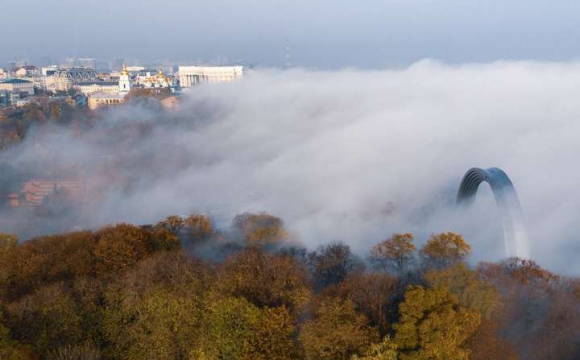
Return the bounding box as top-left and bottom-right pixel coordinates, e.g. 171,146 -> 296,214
2,0 -> 580,68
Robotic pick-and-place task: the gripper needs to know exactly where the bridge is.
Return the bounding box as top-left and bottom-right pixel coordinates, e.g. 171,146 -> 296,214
457,167 -> 530,258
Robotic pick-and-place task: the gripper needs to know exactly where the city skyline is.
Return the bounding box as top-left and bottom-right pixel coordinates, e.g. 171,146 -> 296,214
2,0 -> 580,68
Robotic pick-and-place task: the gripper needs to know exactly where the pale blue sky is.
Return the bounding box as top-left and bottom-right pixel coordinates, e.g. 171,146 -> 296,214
1,0 -> 579,68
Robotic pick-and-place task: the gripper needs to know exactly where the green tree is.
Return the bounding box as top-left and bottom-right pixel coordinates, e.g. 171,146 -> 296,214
393,286 -> 481,360
299,298 -> 379,360
370,234 -> 416,274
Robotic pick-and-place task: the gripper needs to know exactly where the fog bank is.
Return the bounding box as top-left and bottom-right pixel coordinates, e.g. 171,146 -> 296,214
3,60 -> 580,274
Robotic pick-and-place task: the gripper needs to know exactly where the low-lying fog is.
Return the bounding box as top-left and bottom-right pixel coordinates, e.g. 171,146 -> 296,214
3,60 -> 580,274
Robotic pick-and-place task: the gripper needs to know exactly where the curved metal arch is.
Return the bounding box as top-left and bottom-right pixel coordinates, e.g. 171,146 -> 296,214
457,167 -> 530,258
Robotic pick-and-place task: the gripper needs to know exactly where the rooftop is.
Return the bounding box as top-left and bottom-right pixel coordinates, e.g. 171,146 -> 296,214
88,92 -> 124,99
0,79 -> 32,84
77,81 -> 119,86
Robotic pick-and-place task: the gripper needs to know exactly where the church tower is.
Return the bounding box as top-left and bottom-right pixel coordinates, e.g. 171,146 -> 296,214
119,61 -> 132,96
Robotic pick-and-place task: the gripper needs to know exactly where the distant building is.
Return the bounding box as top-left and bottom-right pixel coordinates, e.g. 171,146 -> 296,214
134,69 -> 171,89
0,79 -> 34,95
8,180 -> 84,207
14,65 -> 39,78
127,66 -> 145,72
41,66 -> 59,76
87,92 -> 125,110
118,62 -> 132,96
0,68 -> 6,80
45,68 -> 97,92
178,66 -> 243,87
76,81 -> 120,95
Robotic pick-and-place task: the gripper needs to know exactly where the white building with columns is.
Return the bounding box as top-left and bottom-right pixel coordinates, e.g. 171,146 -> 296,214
178,66 -> 243,87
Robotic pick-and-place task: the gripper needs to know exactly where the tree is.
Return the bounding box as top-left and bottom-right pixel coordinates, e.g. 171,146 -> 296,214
102,253 -> 210,360
5,283 -> 84,356
232,213 -> 290,248
1,232 -> 98,302
351,336 -> 399,360
0,234 -> 18,300
217,249 -> 311,312
47,344 -> 101,360
419,232 -> 471,269
93,224 -> 152,275
499,257 -> 557,287
183,214 -> 214,241
247,306 -> 300,360
299,298 -> 379,360
323,273 -> 398,334
467,318 -> 517,360
150,226 -> 181,252
0,322 -> 31,360
195,297 -> 299,360
158,215 -> 185,233
424,263 -> 500,319
311,242 -> 365,288
393,286 -> 481,360
370,234 -> 416,275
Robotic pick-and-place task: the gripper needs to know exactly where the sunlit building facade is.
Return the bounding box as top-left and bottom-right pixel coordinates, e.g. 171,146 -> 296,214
178,66 -> 243,87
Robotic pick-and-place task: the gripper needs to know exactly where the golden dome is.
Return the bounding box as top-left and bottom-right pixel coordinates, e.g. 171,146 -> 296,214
120,61 -> 129,76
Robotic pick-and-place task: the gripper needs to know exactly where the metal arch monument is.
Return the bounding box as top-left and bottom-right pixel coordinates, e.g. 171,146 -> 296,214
457,167 -> 530,258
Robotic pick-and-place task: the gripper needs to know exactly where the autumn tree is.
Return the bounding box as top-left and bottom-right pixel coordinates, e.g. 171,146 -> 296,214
467,318 -> 517,360
299,298 -> 379,360
150,226 -> 181,252
47,344 -> 101,360
419,232 -> 471,269
5,283 -> 84,356
93,224 -> 152,275
323,272 -> 398,334
350,336 -> 399,360
0,321 -> 31,360
311,242 -> 365,288
0,234 -> 18,300
195,296 -> 299,360
102,253 -> 210,360
1,231 -> 98,301
217,249 -> 311,312
424,263 -> 499,319
158,215 -> 185,233
232,212 -> 290,248
183,214 -> 214,241
393,286 -> 481,360
369,234 -> 416,275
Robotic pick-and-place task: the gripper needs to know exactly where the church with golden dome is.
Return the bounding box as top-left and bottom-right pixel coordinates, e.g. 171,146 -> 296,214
118,61 -> 132,96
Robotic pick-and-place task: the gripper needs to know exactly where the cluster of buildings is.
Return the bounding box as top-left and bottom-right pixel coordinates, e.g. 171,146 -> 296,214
0,59 -> 245,110
5,180 -> 84,207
